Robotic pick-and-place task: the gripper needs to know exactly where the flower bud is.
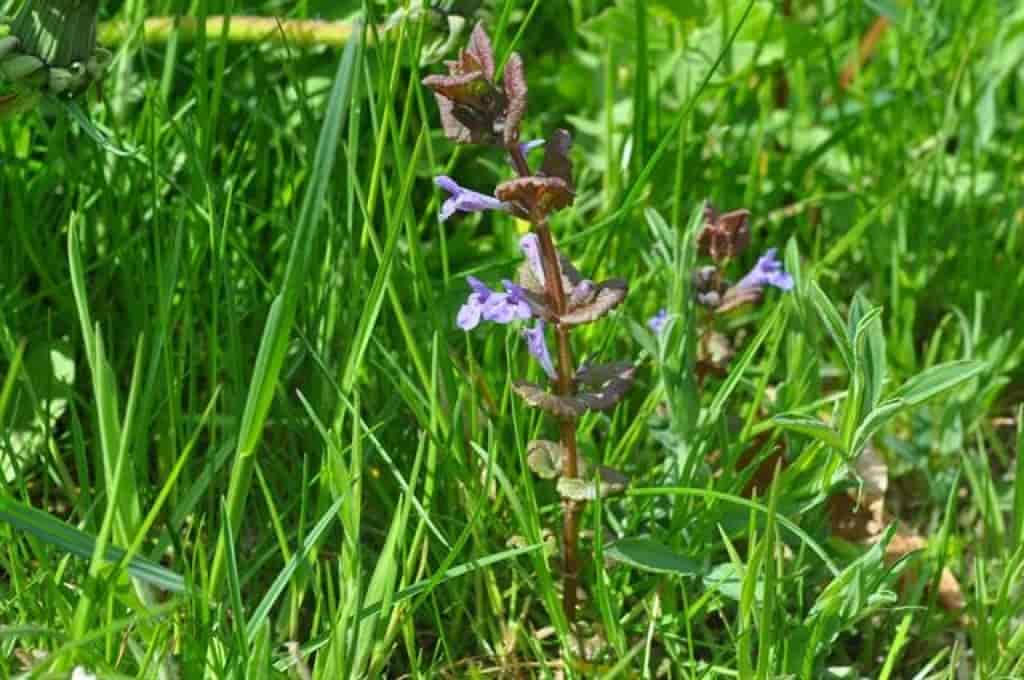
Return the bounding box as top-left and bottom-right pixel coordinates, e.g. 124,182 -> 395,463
698,201 -> 751,262
422,23 -> 528,146
692,265 -> 727,308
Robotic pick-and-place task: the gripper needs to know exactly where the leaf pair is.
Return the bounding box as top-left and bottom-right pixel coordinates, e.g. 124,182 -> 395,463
514,362 -> 636,418
517,232 -> 628,328
525,439 -> 629,500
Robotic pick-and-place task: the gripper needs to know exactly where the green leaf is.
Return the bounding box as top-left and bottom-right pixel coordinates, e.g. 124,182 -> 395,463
705,306 -> 780,423
848,399 -> 905,459
1013,405 -> 1024,550
704,562 -> 756,602
889,360 -> 986,407
774,413 -> 844,450
808,282 -> 854,373
605,536 -> 700,576
246,495 -> 345,644
0,494 -> 185,593
210,27 -> 363,598
851,295 -> 886,412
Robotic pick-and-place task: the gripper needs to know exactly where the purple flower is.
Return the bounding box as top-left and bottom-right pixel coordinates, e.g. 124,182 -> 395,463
457,276 -> 496,330
519,233 -> 546,283
735,248 -> 794,292
484,280 -> 532,324
435,176 -> 508,222
523,319 -> 557,379
457,277 -> 532,331
648,309 -> 669,335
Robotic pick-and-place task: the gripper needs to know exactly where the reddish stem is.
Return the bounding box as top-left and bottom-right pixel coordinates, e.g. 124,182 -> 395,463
507,142 -> 582,627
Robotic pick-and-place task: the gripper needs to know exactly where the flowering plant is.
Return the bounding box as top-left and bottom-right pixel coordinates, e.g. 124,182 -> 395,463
424,24 -> 635,629
650,201 -> 793,381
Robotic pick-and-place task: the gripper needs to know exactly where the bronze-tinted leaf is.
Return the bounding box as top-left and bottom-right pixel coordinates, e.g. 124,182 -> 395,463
704,200 -> 719,225
495,176 -> 574,222
526,439 -> 565,479
433,93 -> 472,143
557,466 -> 629,501
698,205 -> 751,261
574,361 -> 635,388
512,381 -> 585,417
716,285 -> 763,313
423,72 -> 506,119
422,71 -> 483,103
560,279 -> 628,325
567,279 -> 597,308
692,265 -> 722,292
692,266 -> 726,309
466,22 -> 496,80
576,376 -> 634,412
423,68 -> 507,145
539,129 -> 573,189
517,283 -> 556,320
502,52 -> 528,147
697,290 -> 723,308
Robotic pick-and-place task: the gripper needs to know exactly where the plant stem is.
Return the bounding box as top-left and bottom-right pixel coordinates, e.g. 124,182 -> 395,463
507,142 -> 582,628
537,223 -> 582,625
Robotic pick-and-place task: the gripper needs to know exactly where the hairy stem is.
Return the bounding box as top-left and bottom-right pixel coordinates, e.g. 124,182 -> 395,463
507,142 -> 582,628
538,223 -> 582,625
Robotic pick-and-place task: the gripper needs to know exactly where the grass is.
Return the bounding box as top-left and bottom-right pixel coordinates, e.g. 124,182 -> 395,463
1,0 -> 1023,677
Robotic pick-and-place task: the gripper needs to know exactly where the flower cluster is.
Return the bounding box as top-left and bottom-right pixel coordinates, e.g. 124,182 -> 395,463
0,0 -> 111,112
421,22 -> 526,147
650,201 -> 793,334
455,236 -> 553,379
456,233 -> 629,390
427,24 -> 633,421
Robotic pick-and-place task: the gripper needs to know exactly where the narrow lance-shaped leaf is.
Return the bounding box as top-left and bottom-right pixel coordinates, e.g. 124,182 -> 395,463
0,495 -> 185,592
774,413 -> 844,451
605,536 -> 700,576
808,281 -> 855,373
889,360 -> 986,407
851,298 -> 886,413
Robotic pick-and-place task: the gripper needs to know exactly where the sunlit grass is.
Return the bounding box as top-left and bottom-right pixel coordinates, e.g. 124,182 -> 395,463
1,0 -> 1022,677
